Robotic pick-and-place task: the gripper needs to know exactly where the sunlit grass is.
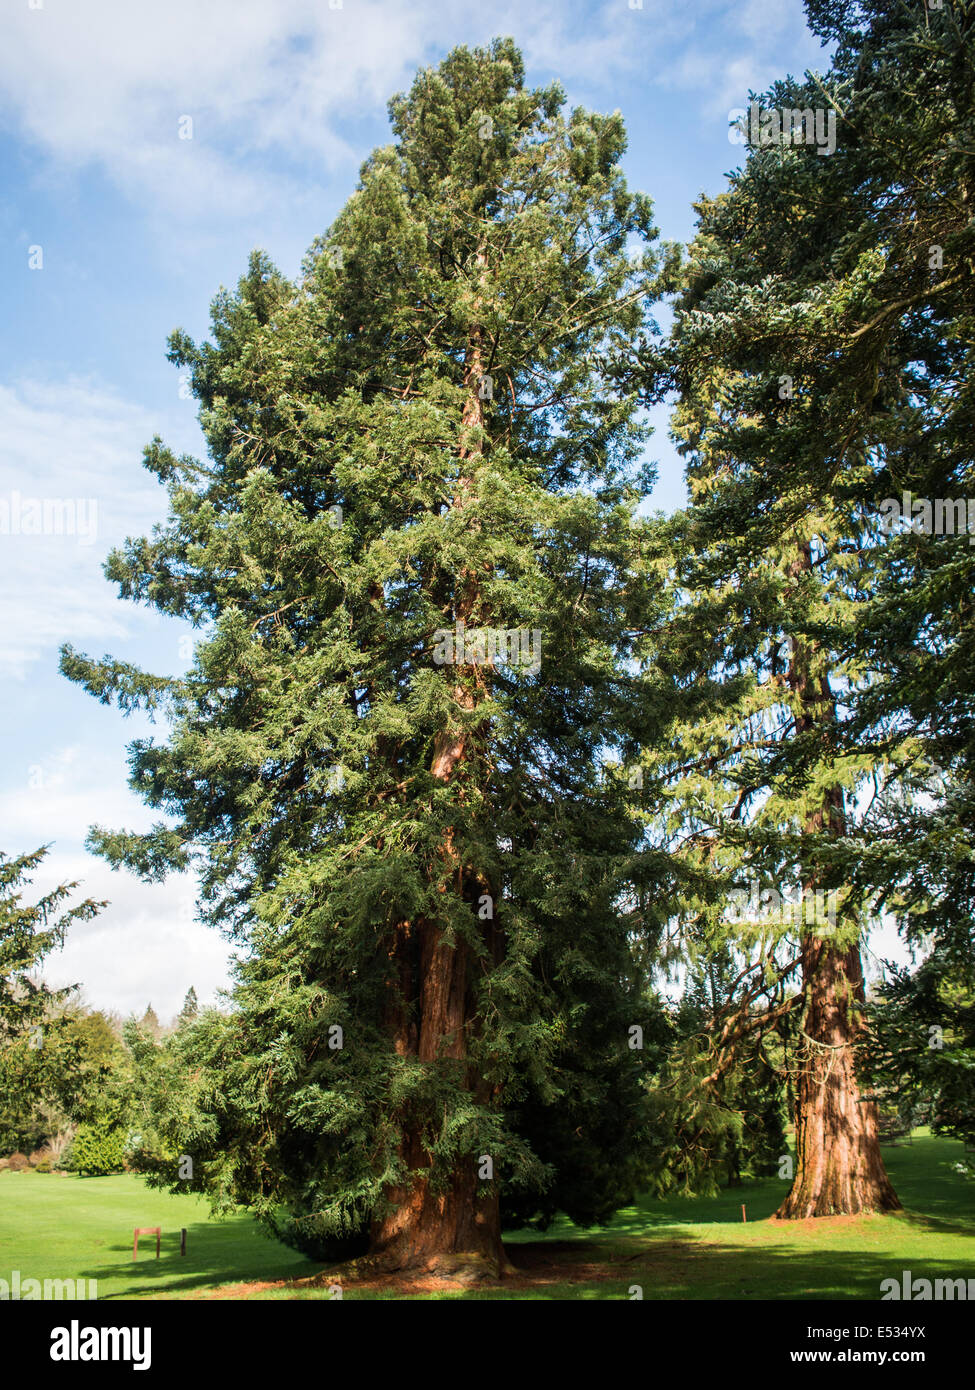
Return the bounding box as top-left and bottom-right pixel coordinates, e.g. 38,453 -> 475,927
1,1129 -> 971,1300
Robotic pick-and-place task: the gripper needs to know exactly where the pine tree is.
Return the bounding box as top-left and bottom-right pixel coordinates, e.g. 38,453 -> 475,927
176,987 -> 198,1027
659,0 -> 975,1215
864,952 -> 975,1151
793,1 -> 975,1169
0,848 -> 101,1043
62,40 -> 670,1274
140,1005 -> 161,1039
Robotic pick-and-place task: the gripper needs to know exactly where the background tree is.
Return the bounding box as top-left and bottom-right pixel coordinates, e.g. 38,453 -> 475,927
644,0 -> 975,1216
795,0 -> 975,1180
140,1004 -> 162,1040
655,0 -> 975,1215
0,848 -> 104,1159
864,950 -> 975,1156
0,1002 -> 120,1156
176,987 -> 199,1027
0,847 -> 100,1042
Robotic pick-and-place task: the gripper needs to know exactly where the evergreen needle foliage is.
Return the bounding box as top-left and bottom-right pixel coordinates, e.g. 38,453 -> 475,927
61,39 -> 675,1258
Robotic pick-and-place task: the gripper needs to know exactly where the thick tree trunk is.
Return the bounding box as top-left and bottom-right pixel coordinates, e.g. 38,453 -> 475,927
369,249 -> 511,1277
775,932 -> 900,1217
776,541 -> 899,1218
369,1159 -> 507,1278
370,919 -> 510,1277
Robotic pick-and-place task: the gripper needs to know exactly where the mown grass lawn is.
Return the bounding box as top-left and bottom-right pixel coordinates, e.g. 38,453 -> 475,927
1,1130 -> 971,1300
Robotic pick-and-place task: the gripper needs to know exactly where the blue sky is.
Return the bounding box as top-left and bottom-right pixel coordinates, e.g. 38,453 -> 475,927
0,0 -> 853,1019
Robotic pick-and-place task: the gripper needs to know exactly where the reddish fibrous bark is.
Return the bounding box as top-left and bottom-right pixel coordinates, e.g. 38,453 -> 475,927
370,911 -> 507,1274
370,255 -> 511,1276
775,932 -> 900,1218
775,544 -> 900,1219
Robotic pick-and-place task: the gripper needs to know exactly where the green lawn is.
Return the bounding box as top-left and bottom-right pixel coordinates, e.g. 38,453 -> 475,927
1,1130 -> 972,1300
0,1171 -> 311,1298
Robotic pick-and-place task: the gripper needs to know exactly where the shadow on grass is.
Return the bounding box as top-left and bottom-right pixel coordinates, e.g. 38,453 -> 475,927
504,1176 -> 788,1245
881,1140 -> 975,1232
895,1209 -> 975,1238
73,1215 -> 321,1301
505,1131 -> 974,1245
443,1229 -> 975,1301
88,1216 -> 974,1302
71,1131 -> 974,1300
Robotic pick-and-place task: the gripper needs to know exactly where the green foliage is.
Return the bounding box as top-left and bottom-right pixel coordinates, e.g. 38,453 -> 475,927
0,848 -> 102,1042
0,1004 -> 125,1153
177,987 -> 199,1026
65,1123 -> 128,1177
865,949 -> 975,1147
640,966 -> 788,1198
638,0 -> 975,1173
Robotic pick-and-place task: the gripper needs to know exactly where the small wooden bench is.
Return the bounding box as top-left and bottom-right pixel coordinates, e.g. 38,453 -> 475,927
132,1227 -> 161,1260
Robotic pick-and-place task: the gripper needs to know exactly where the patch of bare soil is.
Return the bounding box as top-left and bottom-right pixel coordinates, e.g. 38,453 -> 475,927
195,1241 -> 639,1299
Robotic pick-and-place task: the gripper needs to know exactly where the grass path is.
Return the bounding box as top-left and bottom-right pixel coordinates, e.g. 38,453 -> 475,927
1,1131 -> 971,1300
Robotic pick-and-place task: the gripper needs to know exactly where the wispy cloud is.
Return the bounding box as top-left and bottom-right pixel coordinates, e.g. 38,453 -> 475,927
0,0 -> 750,223
648,0 -> 826,122
0,376 -> 168,680
3,0 -> 573,222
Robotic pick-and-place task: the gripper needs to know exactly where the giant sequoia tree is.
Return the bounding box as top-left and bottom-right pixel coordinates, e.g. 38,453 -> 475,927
657,0 -> 974,1218
62,41 -> 669,1274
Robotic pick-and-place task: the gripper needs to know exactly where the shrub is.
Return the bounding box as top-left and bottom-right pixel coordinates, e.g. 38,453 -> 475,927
65,1124 -> 127,1176
6,1152 -> 29,1171
33,1159 -> 52,1173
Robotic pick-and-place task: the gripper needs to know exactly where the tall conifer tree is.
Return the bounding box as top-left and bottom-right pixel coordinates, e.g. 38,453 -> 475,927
658,0 -> 973,1218
62,40 -> 669,1273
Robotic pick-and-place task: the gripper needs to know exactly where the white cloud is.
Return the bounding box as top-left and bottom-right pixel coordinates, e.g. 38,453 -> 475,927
0,744 -> 151,848
2,0 -> 552,222
0,0 -> 690,223
1,0 -> 421,213
31,854 -> 231,1022
0,375 -> 229,1018
0,749 -> 233,1020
